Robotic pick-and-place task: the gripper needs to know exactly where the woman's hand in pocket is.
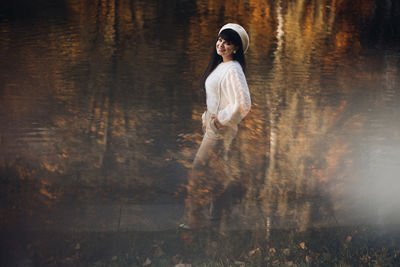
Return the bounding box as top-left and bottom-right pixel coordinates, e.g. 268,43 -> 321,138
211,114 -> 223,130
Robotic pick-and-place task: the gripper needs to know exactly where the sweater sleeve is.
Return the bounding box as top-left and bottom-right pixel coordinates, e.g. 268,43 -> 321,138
217,66 -> 251,126
201,110 -> 206,124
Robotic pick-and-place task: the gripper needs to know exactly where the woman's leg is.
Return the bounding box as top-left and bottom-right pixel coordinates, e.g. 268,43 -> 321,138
184,119 -> 237,228
185,132 -> 224,228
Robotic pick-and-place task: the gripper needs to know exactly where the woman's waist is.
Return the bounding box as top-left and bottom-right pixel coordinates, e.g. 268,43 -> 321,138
203,110 -> 236,128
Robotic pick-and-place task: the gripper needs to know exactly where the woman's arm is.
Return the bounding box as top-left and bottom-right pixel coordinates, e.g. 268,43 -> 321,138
215,66 -> 251,127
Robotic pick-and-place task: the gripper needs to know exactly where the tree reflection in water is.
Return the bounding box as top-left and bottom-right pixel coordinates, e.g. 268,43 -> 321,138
1,0 -> 400,265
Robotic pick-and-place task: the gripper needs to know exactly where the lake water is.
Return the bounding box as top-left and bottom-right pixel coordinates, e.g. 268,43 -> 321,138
1,0 -> 400,265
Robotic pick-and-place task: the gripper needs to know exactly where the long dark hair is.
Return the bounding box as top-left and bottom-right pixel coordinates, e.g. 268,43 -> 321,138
200,28 -> 246,90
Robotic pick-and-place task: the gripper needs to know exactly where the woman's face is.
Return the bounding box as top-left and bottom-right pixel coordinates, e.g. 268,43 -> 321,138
216,37 -> 237,60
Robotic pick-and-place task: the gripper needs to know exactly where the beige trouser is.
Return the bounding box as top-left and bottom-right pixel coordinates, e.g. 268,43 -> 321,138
184,111 -> 238,228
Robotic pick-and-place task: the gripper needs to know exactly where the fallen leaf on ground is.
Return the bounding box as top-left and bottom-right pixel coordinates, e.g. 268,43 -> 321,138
249,248 -> 261,256
143,257 -> 151,266
283,248 -> 290,255
269,247 -> 276,255
305,255 -> 310,262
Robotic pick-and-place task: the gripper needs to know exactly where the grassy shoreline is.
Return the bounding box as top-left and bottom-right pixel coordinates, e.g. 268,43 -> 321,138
2,225 -> 399,266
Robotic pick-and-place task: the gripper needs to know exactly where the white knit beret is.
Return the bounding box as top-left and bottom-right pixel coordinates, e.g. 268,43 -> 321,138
219,23 -> 249,53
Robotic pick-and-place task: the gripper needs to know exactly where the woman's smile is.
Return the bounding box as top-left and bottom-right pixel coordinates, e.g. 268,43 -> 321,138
216,37 -> 237,60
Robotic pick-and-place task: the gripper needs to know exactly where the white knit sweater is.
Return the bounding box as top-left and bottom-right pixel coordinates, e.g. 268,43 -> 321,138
202,60 -> 251,126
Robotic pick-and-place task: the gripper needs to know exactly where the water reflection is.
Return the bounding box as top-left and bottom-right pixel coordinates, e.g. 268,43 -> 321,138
1,0 -> 400,265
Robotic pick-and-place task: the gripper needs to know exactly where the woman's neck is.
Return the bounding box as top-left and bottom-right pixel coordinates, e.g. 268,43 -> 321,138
222,56 -> 233,63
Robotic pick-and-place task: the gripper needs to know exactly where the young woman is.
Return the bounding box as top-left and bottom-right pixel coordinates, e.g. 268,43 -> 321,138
183,23 -> 251,229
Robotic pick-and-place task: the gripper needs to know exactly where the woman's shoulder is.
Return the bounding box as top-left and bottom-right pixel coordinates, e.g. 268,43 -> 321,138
219,61 -> 247,88
219,60 -> 242,73
225,60 -> 241,68
223,61 -> 245,76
